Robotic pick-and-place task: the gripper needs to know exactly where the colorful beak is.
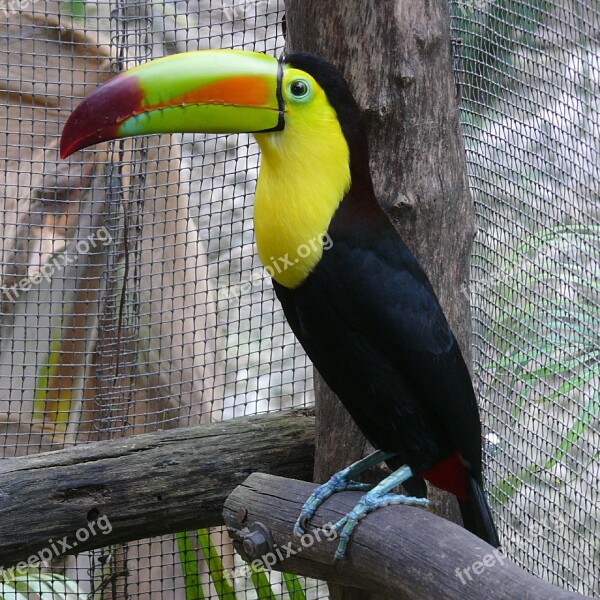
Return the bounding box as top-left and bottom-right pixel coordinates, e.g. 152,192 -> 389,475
60,50 -> 283,159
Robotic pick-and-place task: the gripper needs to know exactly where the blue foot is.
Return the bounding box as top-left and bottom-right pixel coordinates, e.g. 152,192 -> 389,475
331,464 -> 430,562
294,450 -> 394,537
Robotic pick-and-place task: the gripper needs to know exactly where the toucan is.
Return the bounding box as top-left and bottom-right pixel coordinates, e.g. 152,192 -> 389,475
61,49 -> 500,559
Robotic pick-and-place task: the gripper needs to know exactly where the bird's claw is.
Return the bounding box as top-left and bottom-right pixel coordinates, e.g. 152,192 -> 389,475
294,473 -> 372,535
331,492 -> 431,563
293,515 -> 310,537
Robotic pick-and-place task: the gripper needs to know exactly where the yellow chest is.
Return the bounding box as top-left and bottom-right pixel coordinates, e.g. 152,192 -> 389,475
254,116 -> 351,288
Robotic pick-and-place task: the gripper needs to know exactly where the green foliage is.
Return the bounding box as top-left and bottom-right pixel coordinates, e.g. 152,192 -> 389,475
196,529 -> 235,600
60,0 -> 86,20
282,573 -> 307,600
478,225 -> 600,505
176,532 -> 206,600
248,568 -> 276,600
175,529 -> 306,599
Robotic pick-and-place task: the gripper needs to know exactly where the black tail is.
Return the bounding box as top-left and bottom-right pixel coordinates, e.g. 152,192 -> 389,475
458,475 -> 501,548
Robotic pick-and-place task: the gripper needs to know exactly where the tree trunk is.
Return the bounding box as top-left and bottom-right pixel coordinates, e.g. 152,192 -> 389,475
285,1 -> 474,597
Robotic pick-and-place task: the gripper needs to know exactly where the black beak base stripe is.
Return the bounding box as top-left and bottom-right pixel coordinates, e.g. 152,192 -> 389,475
275,56 -> 285,131
245,54 -> 284,134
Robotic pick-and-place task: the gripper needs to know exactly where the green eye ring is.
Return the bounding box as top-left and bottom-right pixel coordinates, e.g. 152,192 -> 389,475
287,78 -> 313,102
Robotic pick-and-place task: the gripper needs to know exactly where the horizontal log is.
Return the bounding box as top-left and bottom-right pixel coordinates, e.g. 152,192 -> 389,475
0,409 -> 314,567
223,473 -> 587,600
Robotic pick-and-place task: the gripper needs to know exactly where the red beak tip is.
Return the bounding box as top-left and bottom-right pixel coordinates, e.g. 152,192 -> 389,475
59,139 -> 75,160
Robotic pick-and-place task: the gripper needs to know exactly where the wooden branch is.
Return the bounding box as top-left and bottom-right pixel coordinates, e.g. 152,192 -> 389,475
0,409 -> 314,567
224,473 -> 587,600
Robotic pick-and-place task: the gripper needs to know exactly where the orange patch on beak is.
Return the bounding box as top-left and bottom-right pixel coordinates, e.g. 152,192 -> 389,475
158,75 -> 271,109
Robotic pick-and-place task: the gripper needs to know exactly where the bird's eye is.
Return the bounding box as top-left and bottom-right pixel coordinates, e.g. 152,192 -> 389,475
288,78 -> 312,102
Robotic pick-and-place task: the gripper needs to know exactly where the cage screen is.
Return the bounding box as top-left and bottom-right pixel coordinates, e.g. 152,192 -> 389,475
1,0 -> 599,598
451,0 -> 600,596
0,0 -> 324,597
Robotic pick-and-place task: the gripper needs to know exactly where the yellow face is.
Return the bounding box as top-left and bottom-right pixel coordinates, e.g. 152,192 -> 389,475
60,50 -> 351,289
254,66 -> 352,288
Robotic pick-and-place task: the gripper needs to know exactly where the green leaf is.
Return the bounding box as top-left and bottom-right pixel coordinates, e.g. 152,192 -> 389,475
61,0 -> 86,19
490,391 -> 600,505
175,532 -> 205,600
249,567 -> 277,600
282,573 -> 306,600
543,393 -> 600,471
196,529 -> 235,600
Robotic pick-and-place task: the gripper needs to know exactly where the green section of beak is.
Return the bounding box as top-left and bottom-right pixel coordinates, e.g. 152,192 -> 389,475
60,50 -> 283,158
122,49 -> 283,134
119,102 -> 278,137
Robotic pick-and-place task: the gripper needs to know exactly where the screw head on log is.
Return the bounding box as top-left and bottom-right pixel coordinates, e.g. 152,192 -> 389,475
240,521 -> 275,560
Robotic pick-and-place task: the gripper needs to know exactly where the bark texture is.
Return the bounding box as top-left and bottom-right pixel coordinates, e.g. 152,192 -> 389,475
224,474 -> 584,600
285,2 -> 475,596
0,409 -> 314,567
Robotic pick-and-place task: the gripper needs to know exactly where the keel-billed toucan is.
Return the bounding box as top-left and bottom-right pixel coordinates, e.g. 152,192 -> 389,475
61,49 -> 500,558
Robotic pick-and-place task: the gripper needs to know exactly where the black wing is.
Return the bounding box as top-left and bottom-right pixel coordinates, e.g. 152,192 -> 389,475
274,218 -> 483,478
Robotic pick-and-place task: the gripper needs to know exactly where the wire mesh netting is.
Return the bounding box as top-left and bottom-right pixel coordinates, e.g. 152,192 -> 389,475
1,0 -> 599,597
0,0 -> 324,597
451,0 -> 600,595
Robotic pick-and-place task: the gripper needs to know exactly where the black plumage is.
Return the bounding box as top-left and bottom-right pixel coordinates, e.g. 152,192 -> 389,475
275,53 -> 500,547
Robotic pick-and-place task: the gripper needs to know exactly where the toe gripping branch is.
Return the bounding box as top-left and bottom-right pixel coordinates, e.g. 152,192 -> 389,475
294,450 -> 431,562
